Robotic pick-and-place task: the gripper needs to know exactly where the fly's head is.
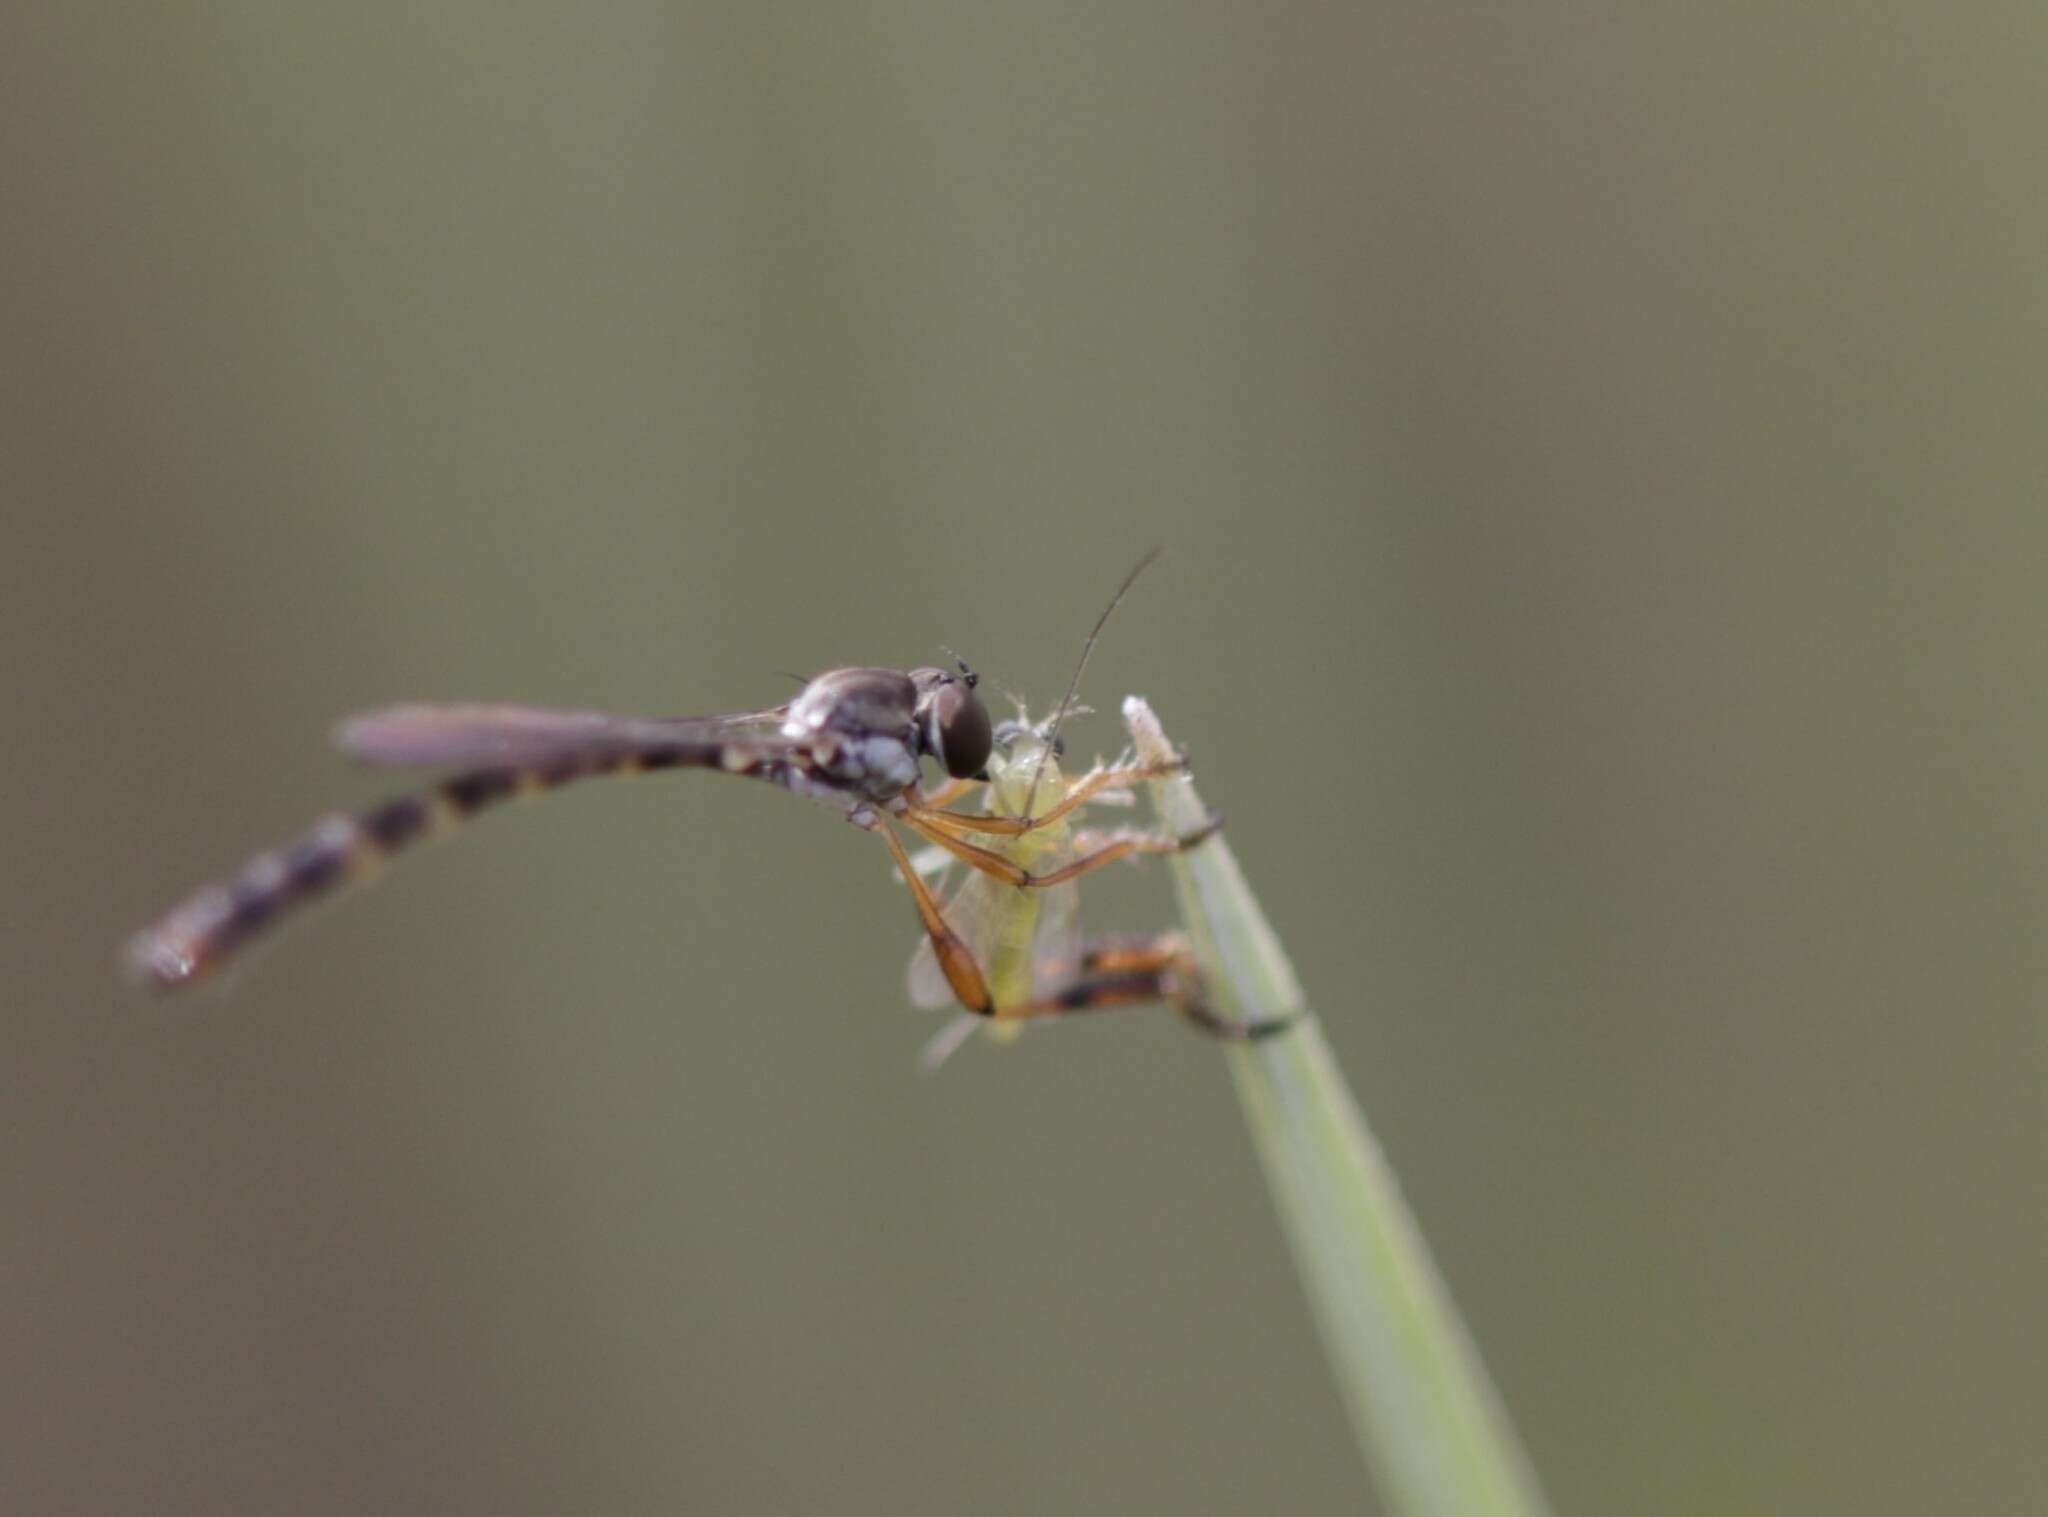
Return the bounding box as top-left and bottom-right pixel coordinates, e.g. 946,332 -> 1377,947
909,661 -> 993,781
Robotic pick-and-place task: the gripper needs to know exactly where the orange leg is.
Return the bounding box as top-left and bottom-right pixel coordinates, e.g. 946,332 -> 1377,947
899,758 -> 1187,840
915,775 -> 983,810
1027,815 -> 1225,888
872,823 -> 993,1012
898,808 -> 1222,892
895,809 -> 1031,887
985,933 -> 1296,1040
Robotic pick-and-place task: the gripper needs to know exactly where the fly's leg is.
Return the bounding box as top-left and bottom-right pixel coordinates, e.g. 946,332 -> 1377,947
894,811 -> 1032,886
986,933 -> 1296,1041
868,820 -> 994,1013
914,776 -> 984,811
895,808 -> 1223,892
900,757 -> 1189,840
1025,815 -> 1224,887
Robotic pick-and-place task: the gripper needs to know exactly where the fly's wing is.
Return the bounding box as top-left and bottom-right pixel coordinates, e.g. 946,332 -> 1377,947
1026,879 -> 1083,1001
918,1015 -> 982,1073
909,876 -> 1077,1069
906,868 -> 1009,1011
334,703 -> 791,769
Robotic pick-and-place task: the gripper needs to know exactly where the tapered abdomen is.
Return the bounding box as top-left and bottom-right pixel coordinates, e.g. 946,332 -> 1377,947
128,739 -> 742,991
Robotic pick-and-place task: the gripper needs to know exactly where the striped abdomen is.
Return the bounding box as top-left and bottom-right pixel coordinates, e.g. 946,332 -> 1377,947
127,738 -> 761,992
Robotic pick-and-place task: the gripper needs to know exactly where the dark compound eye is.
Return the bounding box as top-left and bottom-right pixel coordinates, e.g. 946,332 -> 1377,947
924,679 -> 993,780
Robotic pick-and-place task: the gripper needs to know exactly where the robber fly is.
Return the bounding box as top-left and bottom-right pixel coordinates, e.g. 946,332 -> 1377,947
124,555 -> 1272,1045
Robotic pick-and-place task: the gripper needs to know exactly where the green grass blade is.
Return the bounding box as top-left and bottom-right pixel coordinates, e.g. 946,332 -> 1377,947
1125,697 -> 1553,1517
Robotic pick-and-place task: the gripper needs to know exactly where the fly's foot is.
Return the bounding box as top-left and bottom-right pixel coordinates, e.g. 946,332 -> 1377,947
1175,998 -> 1302,1043
1157,949 -> 1299,1043
1175,810 -> 1225,850
1240,1012 -> 1302,1041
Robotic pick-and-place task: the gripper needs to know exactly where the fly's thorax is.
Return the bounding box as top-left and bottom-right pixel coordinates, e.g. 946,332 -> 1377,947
781,667 -> 924,800
782,667 -> 919,741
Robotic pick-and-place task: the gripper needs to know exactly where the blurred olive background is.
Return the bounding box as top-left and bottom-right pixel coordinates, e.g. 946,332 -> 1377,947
6,4 -> 2044,1514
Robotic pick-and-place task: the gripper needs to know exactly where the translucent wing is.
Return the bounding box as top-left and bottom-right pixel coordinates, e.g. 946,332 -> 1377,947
334,702 -> 790,769
906,874 -> 1083,1010
1026,879 -> 1082,1001
908,876 -> 1083,1070
906,868 -> 1008,1011
917,1014 -> 982,1073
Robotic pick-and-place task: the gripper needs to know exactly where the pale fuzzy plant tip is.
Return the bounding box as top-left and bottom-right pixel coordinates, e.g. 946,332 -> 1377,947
1121,695 -> 1171,765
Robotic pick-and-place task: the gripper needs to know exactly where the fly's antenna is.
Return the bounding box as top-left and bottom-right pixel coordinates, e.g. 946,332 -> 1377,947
1022,546 -> 1165,817
938,646 -> 980,688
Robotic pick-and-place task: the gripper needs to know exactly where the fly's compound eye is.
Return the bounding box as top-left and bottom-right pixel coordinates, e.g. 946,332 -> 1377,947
924,678 -> 993,780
